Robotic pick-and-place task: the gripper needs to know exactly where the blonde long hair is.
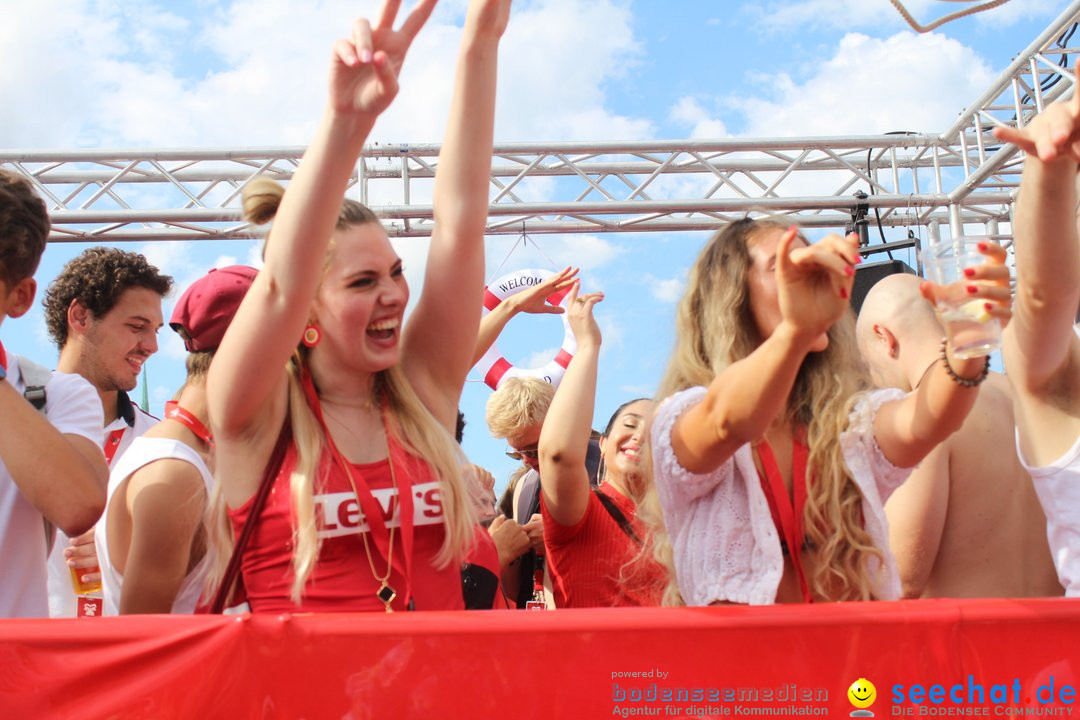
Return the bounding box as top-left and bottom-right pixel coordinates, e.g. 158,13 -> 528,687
204,178 -> 476,605
642,217 -> 885,604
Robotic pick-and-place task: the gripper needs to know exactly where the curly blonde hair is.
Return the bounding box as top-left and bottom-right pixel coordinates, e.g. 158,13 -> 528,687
642,217 -> 886,604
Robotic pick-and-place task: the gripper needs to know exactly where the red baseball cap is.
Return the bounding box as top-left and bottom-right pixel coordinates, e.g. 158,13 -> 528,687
169,265 -> 257,353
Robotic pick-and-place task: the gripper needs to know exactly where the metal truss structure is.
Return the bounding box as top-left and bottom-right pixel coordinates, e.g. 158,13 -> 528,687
2,0 -> 1078,259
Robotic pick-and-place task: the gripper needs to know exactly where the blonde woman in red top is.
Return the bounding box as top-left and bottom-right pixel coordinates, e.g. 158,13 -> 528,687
205,0 -> 511,612
537,282 -> 667,607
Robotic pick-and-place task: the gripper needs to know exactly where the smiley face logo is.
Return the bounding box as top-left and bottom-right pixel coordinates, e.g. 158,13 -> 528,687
848,678 -> 877,709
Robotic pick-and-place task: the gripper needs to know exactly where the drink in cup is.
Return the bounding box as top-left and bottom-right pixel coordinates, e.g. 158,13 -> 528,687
921,237 -> 1002,359
70,563 -> 102,595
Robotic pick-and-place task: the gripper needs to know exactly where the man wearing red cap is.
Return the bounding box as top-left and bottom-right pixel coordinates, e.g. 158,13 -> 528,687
95,265 -> 256,613
41,247 -> 173,616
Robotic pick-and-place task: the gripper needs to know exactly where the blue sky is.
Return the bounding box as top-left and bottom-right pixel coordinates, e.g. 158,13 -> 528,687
0,0 -> 1065,491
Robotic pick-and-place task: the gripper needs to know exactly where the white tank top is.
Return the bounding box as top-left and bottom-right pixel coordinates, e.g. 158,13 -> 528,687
95,437 -> 213,614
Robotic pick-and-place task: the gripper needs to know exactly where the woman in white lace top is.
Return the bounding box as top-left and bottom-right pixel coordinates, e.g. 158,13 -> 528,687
644,218 -> 1010,605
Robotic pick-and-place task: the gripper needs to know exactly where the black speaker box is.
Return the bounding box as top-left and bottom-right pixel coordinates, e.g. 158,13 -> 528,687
851,259 -> 917,316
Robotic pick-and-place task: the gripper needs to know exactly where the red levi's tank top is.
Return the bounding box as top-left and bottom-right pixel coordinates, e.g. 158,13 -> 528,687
228,436 -> 464,613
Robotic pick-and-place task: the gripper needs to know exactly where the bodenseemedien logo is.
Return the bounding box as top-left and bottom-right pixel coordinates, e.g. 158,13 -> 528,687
849,678 -> 878,717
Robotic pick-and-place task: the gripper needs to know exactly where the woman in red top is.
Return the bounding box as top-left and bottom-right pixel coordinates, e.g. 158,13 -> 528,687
205,0 -> 511,612
537,282 -> 667,608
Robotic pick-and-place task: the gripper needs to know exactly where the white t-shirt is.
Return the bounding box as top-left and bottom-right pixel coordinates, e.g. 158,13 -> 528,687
47,393 -> 157,617
0,355 -> 102,618
97,436 -> 213,615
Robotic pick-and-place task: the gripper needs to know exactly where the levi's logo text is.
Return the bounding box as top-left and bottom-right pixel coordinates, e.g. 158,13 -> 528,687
314,480 -> 443,538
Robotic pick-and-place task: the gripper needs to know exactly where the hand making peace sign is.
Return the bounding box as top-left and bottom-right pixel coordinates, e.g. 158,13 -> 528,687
329,0 -> 439,117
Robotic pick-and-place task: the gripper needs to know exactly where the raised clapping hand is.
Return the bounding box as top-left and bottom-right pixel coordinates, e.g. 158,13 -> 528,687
919,241 -> 1013,328
507,267 -> 579,316
329,0 -> 438,118
777,228 -> 860,342
993,88 -> 1080,163
565,280 -> 604,349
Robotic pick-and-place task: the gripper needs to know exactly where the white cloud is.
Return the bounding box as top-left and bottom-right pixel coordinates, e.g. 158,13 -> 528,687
973,0 -> 1057,27
245,243 -> 266,269
646,275 -> 685,303
670,97 -> 728,139
520,346 -> 562,370
1,0 -> 649,149
730,32 -> 996,137
537,235 -> 623,271
389,236 -> 432,317
749,0 -> 931,31
481,233 -> 622,285
597,312 -> 623,354
747,0 -> 1053,33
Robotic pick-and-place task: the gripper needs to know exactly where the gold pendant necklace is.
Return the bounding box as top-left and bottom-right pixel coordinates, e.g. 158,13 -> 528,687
338,413 -> 401,613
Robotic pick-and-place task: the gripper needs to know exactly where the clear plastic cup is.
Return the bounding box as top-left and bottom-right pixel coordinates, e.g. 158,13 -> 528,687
921,237 -> 1002,359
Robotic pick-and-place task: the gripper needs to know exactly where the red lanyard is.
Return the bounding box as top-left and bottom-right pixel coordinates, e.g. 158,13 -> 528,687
755,433 -> 813,604
526,563 -> 547,611
300,369 -> 415,610
164,401 -> 214,448
0,339 -> 7,373
103,429 -> 126,465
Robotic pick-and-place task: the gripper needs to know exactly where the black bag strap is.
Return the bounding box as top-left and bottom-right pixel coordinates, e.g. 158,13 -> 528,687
15,355 -> 51,411
210,423 -> 292,613
594,488 -> 642,547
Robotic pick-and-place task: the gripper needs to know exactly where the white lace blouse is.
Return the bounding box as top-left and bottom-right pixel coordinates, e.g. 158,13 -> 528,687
650,386 -> 912,605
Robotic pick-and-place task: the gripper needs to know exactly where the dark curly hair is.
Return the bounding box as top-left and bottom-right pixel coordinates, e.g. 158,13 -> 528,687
0,170 -> 50,288
43,247 -> 174,348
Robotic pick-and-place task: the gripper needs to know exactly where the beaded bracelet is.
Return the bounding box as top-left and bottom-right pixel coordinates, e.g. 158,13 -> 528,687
939,338 -> 990,388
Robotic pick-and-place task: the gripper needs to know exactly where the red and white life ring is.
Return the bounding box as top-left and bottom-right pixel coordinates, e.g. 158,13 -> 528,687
474,268 -> 577,390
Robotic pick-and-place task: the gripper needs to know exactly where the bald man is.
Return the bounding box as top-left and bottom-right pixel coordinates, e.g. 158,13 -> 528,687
857,274 -> 1062,598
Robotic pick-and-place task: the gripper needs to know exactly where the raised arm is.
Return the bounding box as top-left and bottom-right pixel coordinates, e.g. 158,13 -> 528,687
472,267 -> 577,366
209,1 -> 437,438
671,229 -> 858,474
993,92 -> 1080,393
872,244 -> 1010,468
403,0 -> 510,428
0,379 -> 106,536
538,282 -> 603,527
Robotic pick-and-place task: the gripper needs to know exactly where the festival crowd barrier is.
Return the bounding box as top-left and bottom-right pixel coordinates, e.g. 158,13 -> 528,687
2,598 -> 1078,719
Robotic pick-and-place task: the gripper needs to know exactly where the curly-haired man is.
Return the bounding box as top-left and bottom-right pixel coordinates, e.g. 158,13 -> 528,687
41,247 -> 172,616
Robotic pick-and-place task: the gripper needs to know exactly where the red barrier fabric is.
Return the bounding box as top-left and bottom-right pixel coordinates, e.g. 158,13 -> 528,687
2,599 -> 1078,719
